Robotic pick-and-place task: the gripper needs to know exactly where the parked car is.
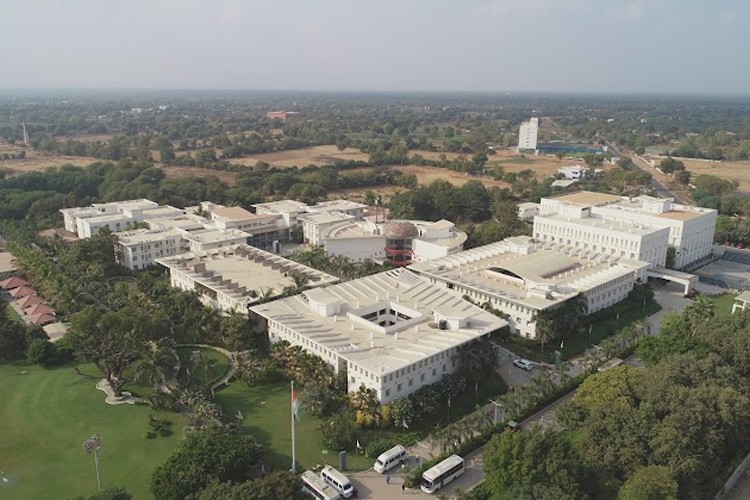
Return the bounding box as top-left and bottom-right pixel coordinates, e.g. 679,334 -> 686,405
513,358 -> 533,371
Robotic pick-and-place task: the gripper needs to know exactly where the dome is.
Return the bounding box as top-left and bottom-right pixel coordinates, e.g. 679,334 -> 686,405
383,221 -> 419,239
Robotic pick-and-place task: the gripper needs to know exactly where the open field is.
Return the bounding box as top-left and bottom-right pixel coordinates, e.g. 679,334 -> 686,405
160,165 -> 240,185
237,145 -> 370,168
0,150 -> 98,177
678,158 -> 750,192
488,149 -> 578,181
328,185 -> 405,203
395,165 -> 511,189
0,362 -> 186,499
56,133 -> 115,143
703,293 -> 736,316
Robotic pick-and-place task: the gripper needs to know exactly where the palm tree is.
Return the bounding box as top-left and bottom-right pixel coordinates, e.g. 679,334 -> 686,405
685,295 -> 715,331
236,352 -> 265,384
134,346 -> 177,389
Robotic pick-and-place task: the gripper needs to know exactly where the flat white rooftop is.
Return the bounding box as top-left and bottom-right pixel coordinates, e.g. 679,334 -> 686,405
158,244 -> 338,304
550,191 -> 622,206
116,228 -> 183,246
537,213 -> 667,237
184,228 -> 250,244
250,268 -> 506,375
311,200 -> 367,212
300,211 -> 355,225
253,199 -> 308,213
411,239 -> 649,309
211,205 -> 257,220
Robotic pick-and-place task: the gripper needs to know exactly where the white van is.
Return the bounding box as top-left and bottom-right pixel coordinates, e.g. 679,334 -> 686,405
374,444 -> 407,473
320,465 -> 355,498
301,470 -> 341,500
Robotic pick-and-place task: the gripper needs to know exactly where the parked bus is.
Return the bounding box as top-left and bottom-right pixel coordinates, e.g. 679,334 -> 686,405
421,455 -> 465,494
320,465 -> 355,498
373,444 -> 408,473
301,470 -> 341,500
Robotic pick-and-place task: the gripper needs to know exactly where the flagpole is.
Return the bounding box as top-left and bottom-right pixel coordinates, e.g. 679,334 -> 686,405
291,380 -> 296,473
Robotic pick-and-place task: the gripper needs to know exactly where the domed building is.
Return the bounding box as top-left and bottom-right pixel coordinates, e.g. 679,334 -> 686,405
383,222 -> 419,266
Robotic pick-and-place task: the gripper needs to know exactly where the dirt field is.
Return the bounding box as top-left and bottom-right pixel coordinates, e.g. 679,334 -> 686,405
394,165 -> 510,189
0,149 -> 99,177
238,145 -> 370,168
161,166 -> 239,185
675,158 -> 750,192
488,149 -> 574,181
56,133 -> 115,143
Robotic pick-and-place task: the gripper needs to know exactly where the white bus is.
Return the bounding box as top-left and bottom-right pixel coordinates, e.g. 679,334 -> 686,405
373,444 -> 407,473
301,470 -> 341,500
320,465 -> 355,498
421,455 -> 465,494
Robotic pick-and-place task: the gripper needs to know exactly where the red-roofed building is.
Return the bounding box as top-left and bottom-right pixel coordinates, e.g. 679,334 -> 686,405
10,286 -> 36,298
0,276 -> 30,290
25,304 -> 55,317
16,295 -> 45,308
29,313 -> 57,326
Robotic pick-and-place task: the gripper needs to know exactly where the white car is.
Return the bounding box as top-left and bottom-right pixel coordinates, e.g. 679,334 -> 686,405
513,358 -> 533,371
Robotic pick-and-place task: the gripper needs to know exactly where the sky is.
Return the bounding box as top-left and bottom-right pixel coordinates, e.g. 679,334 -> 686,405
1,0 -> 748,93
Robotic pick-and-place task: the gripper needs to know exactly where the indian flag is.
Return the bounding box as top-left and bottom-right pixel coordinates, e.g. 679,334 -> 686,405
292,387 -> 302,422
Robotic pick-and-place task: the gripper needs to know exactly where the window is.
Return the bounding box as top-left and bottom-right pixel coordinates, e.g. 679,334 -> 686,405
408,379 -> 413,387
420,373 -> 425,382
397,383 -> 402,392
385,389 -> 390,398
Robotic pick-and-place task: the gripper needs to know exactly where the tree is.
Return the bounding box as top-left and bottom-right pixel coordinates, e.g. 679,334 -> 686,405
151,427 -> 263,500
618,466 -> 678,500
390,398 -> 417,428
133,345 -> 177,388
456,337 -> 497,384
25,338 -> 57,366
67,306 -> 146,396
320,411 -> 357,450
0,303 -> 28,361
483,427 -> 590,498
659,157 -> 685,174
301,380 -> 337,417
72,486 -> 132,500
197,472 -> 305,500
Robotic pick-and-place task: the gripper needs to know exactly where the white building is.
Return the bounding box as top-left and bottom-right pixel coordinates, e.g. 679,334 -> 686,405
517,117 -> 539,152
250,268 -> 506,403
319,219 -> 467,266
201,202 -> 288,248
182,228 -> 250,253
517,202 -> 540,221
411,236 -> 649,339
537,191 -> 717,269
557,165 -> 585,180
157,244 -> 338,314
61,200 -> 186,238
116,228 -> 187,270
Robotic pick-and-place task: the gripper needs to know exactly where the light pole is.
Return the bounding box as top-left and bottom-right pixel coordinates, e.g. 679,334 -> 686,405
82,434 -> 102,493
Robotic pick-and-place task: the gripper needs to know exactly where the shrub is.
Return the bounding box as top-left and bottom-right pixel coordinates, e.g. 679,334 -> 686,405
365,438 -> 395,458
26,339 -> 57,366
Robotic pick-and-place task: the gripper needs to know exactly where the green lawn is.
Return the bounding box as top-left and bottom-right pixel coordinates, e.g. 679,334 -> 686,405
215,381 -> 394,472
703,293 -> 737,316
0,362 -> 186,499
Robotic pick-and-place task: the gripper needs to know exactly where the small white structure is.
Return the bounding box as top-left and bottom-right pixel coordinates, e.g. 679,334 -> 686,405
116,228 -> 187,270
557,165 -> 585,180
250,268 -> 506,403
517,202 -> 540,221
517,117 -> 539,152
551,179 -> 578,188
733,291 -> 750,314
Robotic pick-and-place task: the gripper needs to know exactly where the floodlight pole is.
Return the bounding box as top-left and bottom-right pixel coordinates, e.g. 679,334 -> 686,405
82,434 -> 102,493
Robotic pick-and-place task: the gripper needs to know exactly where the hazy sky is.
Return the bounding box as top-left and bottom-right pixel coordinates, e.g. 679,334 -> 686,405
2,0 -> 748,93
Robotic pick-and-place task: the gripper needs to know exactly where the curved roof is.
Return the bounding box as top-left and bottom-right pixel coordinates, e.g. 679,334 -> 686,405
383,221 -> 419,239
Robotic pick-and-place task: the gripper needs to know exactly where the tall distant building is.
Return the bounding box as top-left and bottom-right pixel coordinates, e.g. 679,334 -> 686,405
517,117 -> 539,152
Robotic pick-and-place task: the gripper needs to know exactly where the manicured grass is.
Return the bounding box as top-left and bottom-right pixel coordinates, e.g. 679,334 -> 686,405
175,347 -> 229,387
703,293 -> 737,316
0,361 -> 186,499
215,375 -> 507,473
215,381 -> 382,472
